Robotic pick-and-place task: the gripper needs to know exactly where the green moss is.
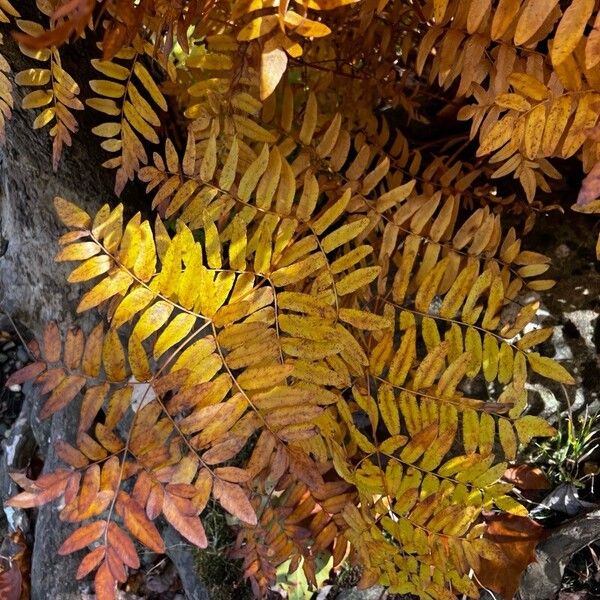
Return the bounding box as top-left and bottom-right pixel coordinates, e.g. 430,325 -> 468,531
194,548 -> 252,600
194,500 -> 252,600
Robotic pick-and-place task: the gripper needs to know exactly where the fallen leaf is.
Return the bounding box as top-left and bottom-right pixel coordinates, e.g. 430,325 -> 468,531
504,464 -> 551,491
475,513 -> 547,599
577,160 -> 600,206
0,563 -> 21,600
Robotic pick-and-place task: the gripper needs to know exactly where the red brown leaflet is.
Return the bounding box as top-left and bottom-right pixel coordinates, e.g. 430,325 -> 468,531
212,479 -> 257,525
76,546 -> 106,580
162,492 -> 208,548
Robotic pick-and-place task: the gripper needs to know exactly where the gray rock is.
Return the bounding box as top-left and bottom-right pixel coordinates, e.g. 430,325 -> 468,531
519,510 -> 600,600
564,310 -> 598,351
0,27 -> 145,600
163,527 -> 211,600
336,586 -> 387,600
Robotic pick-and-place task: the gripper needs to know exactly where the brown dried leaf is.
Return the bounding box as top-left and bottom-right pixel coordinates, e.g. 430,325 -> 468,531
288,446 -> 324,490
107,523 -> 140,569
39,375 -> 86,419
106,547 -> 127,583
79,383 -> 109,436
94,561 -> 117,600
5,361 -> 46,387
78,464 -> 101,513
504,464 -> 551,490
212,479 -> 257,525
64,327 -> 85,370
54,196 -> 92,229
55,440 -> 89,468
476,513 -> 546,599
162,493 -> 208,548
82,323 -> 104,378
43,321 -> 62,363
7,474 -> 69,508
0,563 -> 22,600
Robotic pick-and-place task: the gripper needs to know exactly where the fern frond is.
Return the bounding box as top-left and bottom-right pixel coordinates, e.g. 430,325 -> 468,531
233,474 -> 351,596
87,40 -> 168,195
0,0 -> 18,144
411,0 -> 600,201
15,21 -> 82,169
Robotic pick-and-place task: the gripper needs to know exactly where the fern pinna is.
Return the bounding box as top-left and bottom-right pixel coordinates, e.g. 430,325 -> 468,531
7,87 -> 572,599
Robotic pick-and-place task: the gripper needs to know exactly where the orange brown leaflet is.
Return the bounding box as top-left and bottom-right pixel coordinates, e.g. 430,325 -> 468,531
58,520 -> 106,555
165,483 -> 198,498
78,383 -> 109,435
37,368 -> 66,394
64,472 -> 83,505
213,466 -> 251,483
15,0 -> 96,49
131,469 -> 153,508
146,483 -> 165,520
107,522 -> 140,569
118,493 -> 166,553
77,432 -> 109,461
106,546 -> 127,582
191,469 -> 213,513
6,474 -> 70,508
287,446 -> 324,490
94,560 -> 117,600
78,464 -> 101,514
55,440 -> 89,468
201,436 -> 246,465
76,546 -> 106,579
504,464 -> 551,491
100,456 -> 121,494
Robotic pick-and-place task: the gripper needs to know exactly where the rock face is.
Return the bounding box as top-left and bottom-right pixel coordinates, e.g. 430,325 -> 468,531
0,26 -> 125,599
0,42 -> 105,600
516,214 -> 600,600
527,213 -> 600,420
0,21 -> 211,599
519,510 -> 600,600
0,52 -> 111,335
